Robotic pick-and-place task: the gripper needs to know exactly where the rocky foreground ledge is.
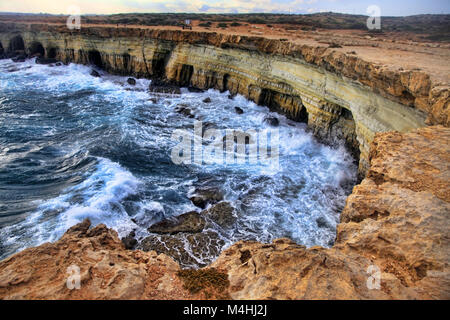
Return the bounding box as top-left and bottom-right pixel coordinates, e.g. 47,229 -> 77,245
0,125 -> 448,299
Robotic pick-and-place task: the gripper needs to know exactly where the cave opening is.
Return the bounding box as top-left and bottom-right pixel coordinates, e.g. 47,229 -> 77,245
178,64 -> 193,86
8,35 -> 25,53
47,47 -> 57,59
122,53 -> 131,72
88,50 -> 103,68
0,41 -> 4,55
28,41 -> 45,57
222,74 -> 230,92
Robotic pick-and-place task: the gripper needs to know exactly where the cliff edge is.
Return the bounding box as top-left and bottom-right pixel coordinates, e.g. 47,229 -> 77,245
1,126 -> 448,300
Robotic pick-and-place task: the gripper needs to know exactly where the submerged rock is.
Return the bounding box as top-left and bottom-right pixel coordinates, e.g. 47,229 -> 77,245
149,79 -> 181,94
189,187 -> 224,209
202,201 -> 236,228
35,57 -> 58,65
12,54 -> 27,63
203,97 -> 212,103
127,77 -> 136,85
175,104 -> 194,118
234,106 -> 244,114
187,86 -> 204,93
90,69 -> 101,77
148,211 -> 206,234
121,231 -> 137,250
264,116 -> 279,127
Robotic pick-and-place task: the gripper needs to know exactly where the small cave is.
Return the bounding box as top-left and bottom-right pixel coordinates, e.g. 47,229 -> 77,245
47,47 -> 58,59
222,74 -> 230,92
258,88 -> 308,123
8,35 -> 25,53
150,51 -> 171,78
329,106 -> 360,165
122,53 -> 131,71
28,41 -> 45,57
88,50 -> 103,68
177,64 -> 194,87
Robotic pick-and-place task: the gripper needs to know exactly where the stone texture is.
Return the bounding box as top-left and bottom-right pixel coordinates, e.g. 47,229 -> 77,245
1,126 -> 447,300
211,126 -> 450,299
0,219 -> 199,299
148,211 -> 206,234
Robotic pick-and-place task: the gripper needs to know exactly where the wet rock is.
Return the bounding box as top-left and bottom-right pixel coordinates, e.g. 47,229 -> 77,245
228,94 -> 236,100
121,231 -> 137,250
316,216 -> 332,229
189,187 -> 224,209
149,79 -> 181,94
202,97 -> 212,103
55,62 -> 62,66
175,104 -> 195,118
12,54 -> 27,63
127,77 -> 136,85
264,116 -> 279,127
36,57 -> 58,65
140,231 -> 225,268
90,69 -> 101,77
132,202 -> 165,228
234,107 -> 244,114
148,211 -> 205,234
187,86 -> 204,93
202,201 -> 236,228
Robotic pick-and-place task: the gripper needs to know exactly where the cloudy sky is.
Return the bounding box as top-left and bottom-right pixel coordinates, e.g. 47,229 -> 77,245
1,0 -> 449,16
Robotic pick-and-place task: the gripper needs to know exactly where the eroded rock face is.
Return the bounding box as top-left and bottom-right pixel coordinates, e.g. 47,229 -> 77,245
0,23 -> 437,177
211,126 -> 450,299
0,219 -> 197,299
1,127 -> 447,300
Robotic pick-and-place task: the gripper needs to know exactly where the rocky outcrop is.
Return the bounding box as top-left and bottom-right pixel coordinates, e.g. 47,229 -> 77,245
0,23 -> 439,176
0,219 -> 229,299
211,125 -> 450,299
1,126 -> 448,300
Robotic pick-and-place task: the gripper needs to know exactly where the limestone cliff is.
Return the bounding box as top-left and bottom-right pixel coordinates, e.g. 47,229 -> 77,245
1,23 -> 442,176
1,126 -> 448,300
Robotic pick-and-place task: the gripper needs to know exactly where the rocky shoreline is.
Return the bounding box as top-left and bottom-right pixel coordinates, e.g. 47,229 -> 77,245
1,22 -> 441,176
0,23 -> 449,299
0,126 -> 448,299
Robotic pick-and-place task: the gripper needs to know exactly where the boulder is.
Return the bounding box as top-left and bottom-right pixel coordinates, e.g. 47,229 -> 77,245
127,78 -> 136,85
203,97 -> 212,103
202,202 -> 236,228
264,116 -> 279,127
36,57 -> 58,65
149,79 -> 181,94
121,231 -> 137,250
234,106 -> 244,114
187,86 -> 204,93
189,187 -> 224,209
175,104 -> 194,118
90,69 -> 101,77
148,211 -> 205,234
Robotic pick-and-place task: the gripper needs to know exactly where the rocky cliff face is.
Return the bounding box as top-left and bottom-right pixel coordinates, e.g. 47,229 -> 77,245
1,23 -> 441,176
0,23 -> 448,300
213,125 -> 450,299
1,126 -> 448,300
